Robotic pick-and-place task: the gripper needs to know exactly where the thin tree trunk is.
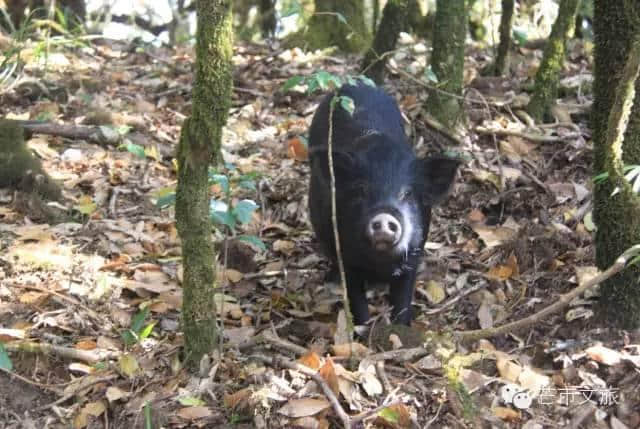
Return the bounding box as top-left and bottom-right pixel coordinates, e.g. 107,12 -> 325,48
176,0 -> 233,368
426,0 -> 468,130
493,0 -> 514,76
361,0 -> 409,84
526,0 -> 581,122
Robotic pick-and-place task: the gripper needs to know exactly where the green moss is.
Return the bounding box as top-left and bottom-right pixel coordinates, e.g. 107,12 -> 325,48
426,0 -> 468,130
526,0 -> 580,122
0,120 -> 62,201
593,0 -> 640,328
175,0 -> 233,369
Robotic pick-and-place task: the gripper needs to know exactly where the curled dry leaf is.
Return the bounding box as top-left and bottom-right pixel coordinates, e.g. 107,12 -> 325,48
278,398 -> 331,418
176,406 -> 213,420
319,358 -> 340,397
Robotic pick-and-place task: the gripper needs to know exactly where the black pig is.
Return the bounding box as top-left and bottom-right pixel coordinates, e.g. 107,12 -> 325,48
308,83 -> 459,325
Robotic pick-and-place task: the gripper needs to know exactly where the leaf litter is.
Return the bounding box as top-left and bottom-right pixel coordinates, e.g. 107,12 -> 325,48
0,33 -> 638,429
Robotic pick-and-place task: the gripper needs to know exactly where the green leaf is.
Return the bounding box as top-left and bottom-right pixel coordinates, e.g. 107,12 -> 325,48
0,342 -> 12,371
211,174 -> 230,195
583,211 -> 595,232
237,234 -> 267,251
339,96 -> 355,115
139,322 -> 156,341
314,70 -> 333,90
281,1 -> 302,17
512,28 -> 528,45
131,307 -> 150,333
121,330 -> 137,347
156,192 -> 176,209
346,76 -> 357,86
425,66 -> 439,83
238,180 -> 256,191
211,210 -> 236,229
119,141 -> 146,158
357,75 -> 376,87
306,77 -> 320,95
232,199 -> 259,224
282,75 -> 306,92
179,396 -> 206,406
378,406 -> 400,423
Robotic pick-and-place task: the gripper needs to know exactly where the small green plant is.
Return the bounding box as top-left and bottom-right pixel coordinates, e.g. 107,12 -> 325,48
282,70 -> 375,97
593,164 -> 640,196
121,306 -> 156,347
156,163 -> 266,251
0,342 -> 12,371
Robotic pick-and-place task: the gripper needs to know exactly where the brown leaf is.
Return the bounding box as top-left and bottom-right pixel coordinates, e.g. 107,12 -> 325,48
287,137 -> 308,161
298,351 -> 322,370
176,406 -> 213,420
224,387 -> 253,410
278,398 -> 330,418
319,358 -> 340,397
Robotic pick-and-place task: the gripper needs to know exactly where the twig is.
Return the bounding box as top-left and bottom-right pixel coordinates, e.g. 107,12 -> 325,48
5,341 -> 120,363
254,354 -> 352,429
3,119 -> 121,145
327,98 -> 354,336
457,245 -> 640,342
237,330 -> 308,356
421,281 -> 488,315
34,375 -> 118,411
475,125 -> 581,143
0,366 -> 62,393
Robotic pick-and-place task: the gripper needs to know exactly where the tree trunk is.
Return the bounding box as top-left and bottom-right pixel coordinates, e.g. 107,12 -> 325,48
526,0 -> 580,122
493,0 -> 514,76
259,0 -> 276,39
426,0 -> 468,130
361,0 -> 409,84
176,0 -> 233,369
303,0 -> 371,53
372,0 -> 380,30
593,0 -> 640,329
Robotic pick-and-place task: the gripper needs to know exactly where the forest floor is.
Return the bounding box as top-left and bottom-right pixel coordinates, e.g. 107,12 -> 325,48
1,34 -> 639,429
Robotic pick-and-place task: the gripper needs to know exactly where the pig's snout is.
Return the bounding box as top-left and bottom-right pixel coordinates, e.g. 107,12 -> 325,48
367,213 -> 402,251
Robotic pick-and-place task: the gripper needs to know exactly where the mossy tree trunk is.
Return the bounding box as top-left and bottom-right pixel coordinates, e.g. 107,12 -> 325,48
426,0 -> 468,130
493,0 -> 515,76
593,0 -> 640,329
526,0 -> 581,122
303,0 -> 371,53
176,0 -> 233,369
361,0 -> 409,84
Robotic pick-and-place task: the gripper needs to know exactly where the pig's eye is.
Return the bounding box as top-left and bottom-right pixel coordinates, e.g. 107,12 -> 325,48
399,188 -> 412,200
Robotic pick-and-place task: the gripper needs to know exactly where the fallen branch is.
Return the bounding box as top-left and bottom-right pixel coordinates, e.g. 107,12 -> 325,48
456,245 -> 640,342
5,341 -> 120,364
475,125 -> 581,143
4,119 -> 122,145
237,330 -> 308,356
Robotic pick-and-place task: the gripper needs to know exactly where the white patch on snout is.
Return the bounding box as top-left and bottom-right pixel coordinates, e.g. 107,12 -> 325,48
395,202 -> 417,258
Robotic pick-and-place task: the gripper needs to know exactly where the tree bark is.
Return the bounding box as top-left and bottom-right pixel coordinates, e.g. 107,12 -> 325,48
526,0 -> 581,122
593,0 -> 640,329
426,0 -> 468,130
361,0 -> 409,84
493,0 -> 515,76
176,0 -> 233,368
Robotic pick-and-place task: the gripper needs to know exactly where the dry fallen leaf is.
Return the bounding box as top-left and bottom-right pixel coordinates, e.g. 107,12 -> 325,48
319,358 -> 340,397
299,351 -> 322,370
176,406 -> 213,420
277,398 -> 331,418
585,345 -> 622,366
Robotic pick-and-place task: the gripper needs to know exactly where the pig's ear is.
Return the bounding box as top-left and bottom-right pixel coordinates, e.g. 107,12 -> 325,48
309,148 -> 357,180
418,156 -> 460,205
